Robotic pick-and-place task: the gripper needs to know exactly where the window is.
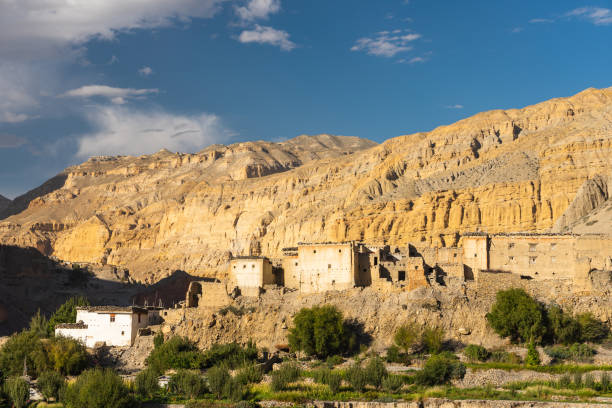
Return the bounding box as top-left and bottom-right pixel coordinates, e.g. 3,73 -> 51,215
453,253 -> 457,258
138,314 -> 141,323
551,243 -> 556,250
398,271 -> 406,281
474,253 -> 477,258
121,331 -> 125,336
313,250 -> 317,254
529,243 -> 537,252
374,257 -> 378,266
508,243 -> 515,249
338,249 -> 341,253
110,314 -> 116,322
529,256 -> 537,265
233,266 -> 236,269
243,264 -> 246,269
251,264 -> 255,268
294,262 -> 298,266
509,256 -> 515,263
328,264 -> 331,269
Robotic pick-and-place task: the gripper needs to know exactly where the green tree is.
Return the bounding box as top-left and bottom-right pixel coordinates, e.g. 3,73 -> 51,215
288,305 -> 355,358
393,323 -> 421,354
546,304 -> 581,345
414,354 -> 465,386
145,337 -> 204,373
62,368 -> 135,408
169,370 -> 207,400
0,330 -> 42,377
577,313 -> 610,343
36,336 -> 89,375
134,368 -> 160,399
4,376 -> 29,408
47,296 -> 90,336
364,357 -> 387,389
421,326 -> 445,354
270,363 -> 300,392
207,366 -> 230,398
29,310 -> 50,338
346,363 -> 368,392
486,289 -> 546,344
463,345 -> 490,362
381,375 -> 404,393
38,371 -> 65,402
526,342 -> 540,366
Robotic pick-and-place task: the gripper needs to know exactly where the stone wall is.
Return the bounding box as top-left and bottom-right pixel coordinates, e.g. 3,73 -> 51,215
310,399 -> 611,408
229,257 -> 274,295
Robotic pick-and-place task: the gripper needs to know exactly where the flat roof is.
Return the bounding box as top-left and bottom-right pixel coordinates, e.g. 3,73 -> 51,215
56,322 -> 88,329
77,306 -> 148,314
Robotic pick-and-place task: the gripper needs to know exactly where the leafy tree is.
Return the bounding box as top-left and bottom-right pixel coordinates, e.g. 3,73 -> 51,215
29,310 -> 50,338
486,289 -> 546,344
381,375 -> 404,393
288,305 -> 355,358
36,336 -> 89,375
62,368 -> 135,408
145,337 -> 204,373
525,342 -> 540,366
38,371 -> 65,402
326,371 -> 342,394
393,323 -> 421,354
414,354 -> 465,386
345,363 -> 368,392
153,333 -> 164,349
0,330 -> 42,377
4,376 -> 29,408
134,368 -> 160,399
169,370 -> 207,400
270,363 -> 300,392
200,341 -> 258,369
463,345 -> 490,362
47,296 -> 90,336
364,357 -> 387,389
546,304 -> 581,345
421,326 -> 445,354
577,313 -> 610,343
235,363 -> 263,385
207,366 -> 230,398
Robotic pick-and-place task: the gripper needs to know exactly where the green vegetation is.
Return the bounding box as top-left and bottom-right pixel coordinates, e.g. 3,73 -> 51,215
525,343 -> 541,366
37,335 -> 89,375
0,329 -> 42,377
235,363 -> 263,385
47,296 -> 90,336
544,343 -> 596,363
207,366 -> 230,398
486,288 -> 547,344
134,368 -> 160,399
364,357 -> 388,389
345,363 -> 368,392
421,326 -> 445,354
38,370 -> 66,402
169,370 -> 208,400
288,305 -> 357,358
62,368 -> 136,408
463,345 -> 490,362
414,353 -> 466,386
270,363 -> 301,392
4,376 -> 29,408
393,323 -> 421,354
146,336 -> 204,372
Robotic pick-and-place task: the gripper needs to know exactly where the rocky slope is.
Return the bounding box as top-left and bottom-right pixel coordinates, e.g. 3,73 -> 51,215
0,195 -> 10,214
1,88 -> 612,281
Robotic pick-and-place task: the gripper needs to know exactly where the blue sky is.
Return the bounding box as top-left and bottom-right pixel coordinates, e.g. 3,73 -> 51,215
0,0 -> 611,198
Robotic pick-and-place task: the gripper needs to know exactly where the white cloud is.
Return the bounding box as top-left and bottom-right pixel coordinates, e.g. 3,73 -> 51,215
76,106 -> 232,157
351,30 -> 421,57
511,27 -> 524,33
238,25 -> 295,50
0,134 -> 27,148
566,7 -> 612,25
529,18 -> 554,23
236,0 -> 280,22
139,66 -> 154,76
62,85 -> 159,105
446,104 -> 464,109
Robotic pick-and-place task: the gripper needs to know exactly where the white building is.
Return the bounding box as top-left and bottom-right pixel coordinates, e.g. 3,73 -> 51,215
55,306 -> 158,348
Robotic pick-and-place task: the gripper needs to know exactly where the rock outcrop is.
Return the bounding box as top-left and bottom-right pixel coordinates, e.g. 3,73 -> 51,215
0,195 -> 10,214
1,88 -> 612,282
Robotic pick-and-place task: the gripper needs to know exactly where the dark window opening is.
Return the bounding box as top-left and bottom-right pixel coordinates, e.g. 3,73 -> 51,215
374,257 -> 378,266
398,271 -> 406,281
110,314 -> 116,322
328,264 -> 331,269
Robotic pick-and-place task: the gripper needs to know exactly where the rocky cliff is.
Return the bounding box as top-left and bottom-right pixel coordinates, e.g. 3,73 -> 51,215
0,195 -> 10,214
1,88 -> 612,282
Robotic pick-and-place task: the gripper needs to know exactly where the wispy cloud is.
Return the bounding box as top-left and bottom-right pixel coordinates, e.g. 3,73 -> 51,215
0,134 -> 27,148
566,7 -> 612,25
62,85 -> 159,105
238,25 -> 296,51
529,18 -> 554,24
511,27 -> 524,33
351,30 -> 421,57
76,106 -> 233,157
139,66 -> 154,77
236,0 -> 281,22
446,104 -> 464,109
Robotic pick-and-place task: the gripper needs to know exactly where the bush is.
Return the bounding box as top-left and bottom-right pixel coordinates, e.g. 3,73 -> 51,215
201,341 -> 258,369
288,305 -> 356,358
235,363 -> 263,385
584,373 -> 595,389
169,370 -> 207,400
312,368 -> 333,385
573,372 -> 582,388
393,323 -> 421,354
38,370 -> 66,402
346,363 -> 368,392
48,296 -> 90,335
270,363 -> 300,392
558,374 -> 571,388
486,289 -> 546,344
381,375 -> 404,393
207,366 -> 230,398
568,343 -> 595,362
546,304 -> 581,345
488,350 -> 521,364
385,345 -> 405,364
37,335 -> 89,375
223,378 -> 246,402
29,309 -> 50,338
62,368 -> 135,408
0,330 -> 42,377
421,326 -> 444,354
146,337 -> 204,373
364,357 -> 387,389
577,313 -> 610,343
326,372 -> 342,394
463,345 -> 490,362
153,333 -> 164,349
134,368 -> 160,399
326,355 -> 344,367
601,372 -> 610,391
414,354 -> 465,386
544,345 -> 572,361
525,343 -> 540,366
4,376 -> 30,408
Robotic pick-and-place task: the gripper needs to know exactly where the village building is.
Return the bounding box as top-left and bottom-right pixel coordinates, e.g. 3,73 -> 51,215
55,306 -> 159,348
229,256 -> 277,296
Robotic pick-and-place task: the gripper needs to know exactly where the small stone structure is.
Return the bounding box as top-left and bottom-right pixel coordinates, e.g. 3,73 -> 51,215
185,280 -> 232,308
55,306 -> 160,348
229,256 -> 276,296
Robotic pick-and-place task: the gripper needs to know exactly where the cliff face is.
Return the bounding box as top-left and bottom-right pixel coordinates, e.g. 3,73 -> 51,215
1,88 -> 612,282
0,195 -> 10,214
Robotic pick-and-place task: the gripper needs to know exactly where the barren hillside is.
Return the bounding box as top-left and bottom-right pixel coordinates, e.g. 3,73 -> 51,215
1,88 -> 612,282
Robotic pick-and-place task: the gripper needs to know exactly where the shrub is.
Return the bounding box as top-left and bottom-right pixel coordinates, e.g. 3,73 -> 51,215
29,309 -> 50,338
207,366 -> 230,398
573,372 -> 582,388
558,374 -> 571,388
326,355 -> 344,367
47,296 -> 90,335
486,289 -> 546,344
38,370 -> 66,402
169,370 -> 207,400
270,363 -> 300,392
326,372 -> 342,394
488,350 -> 521,364
201,341 -> 258,369
364,357 -> 387,389
4,376 -> 30,408
584,373 -> 595,389
346,363 -> 368,392
546,304 -> 581,345
568,343 -> 595,362
134,368 -> 160,399
235,363 -> 263,385
312,368 -> 333,385
223,378 -> 246,402
146,337 -> 204,373
421,326 -> 444,354
544,345 -> 572,361
37,335 -> 89,375
288,305 -> 356,358
153,333 -> 164,349
525,343 -> 540,366
381,375 -> 404,393
577,313 -> 610,343
414,354 -> 465,386
385,345 -> 404,364
463,345 -> 490,362
62,368 -> 135,408
600,372 -> 610,391
393,323 -> 421,354
0,330 -> 42,377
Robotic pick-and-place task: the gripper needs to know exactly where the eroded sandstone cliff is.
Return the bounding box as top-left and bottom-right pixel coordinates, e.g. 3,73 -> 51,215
1,88 -> 612,282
